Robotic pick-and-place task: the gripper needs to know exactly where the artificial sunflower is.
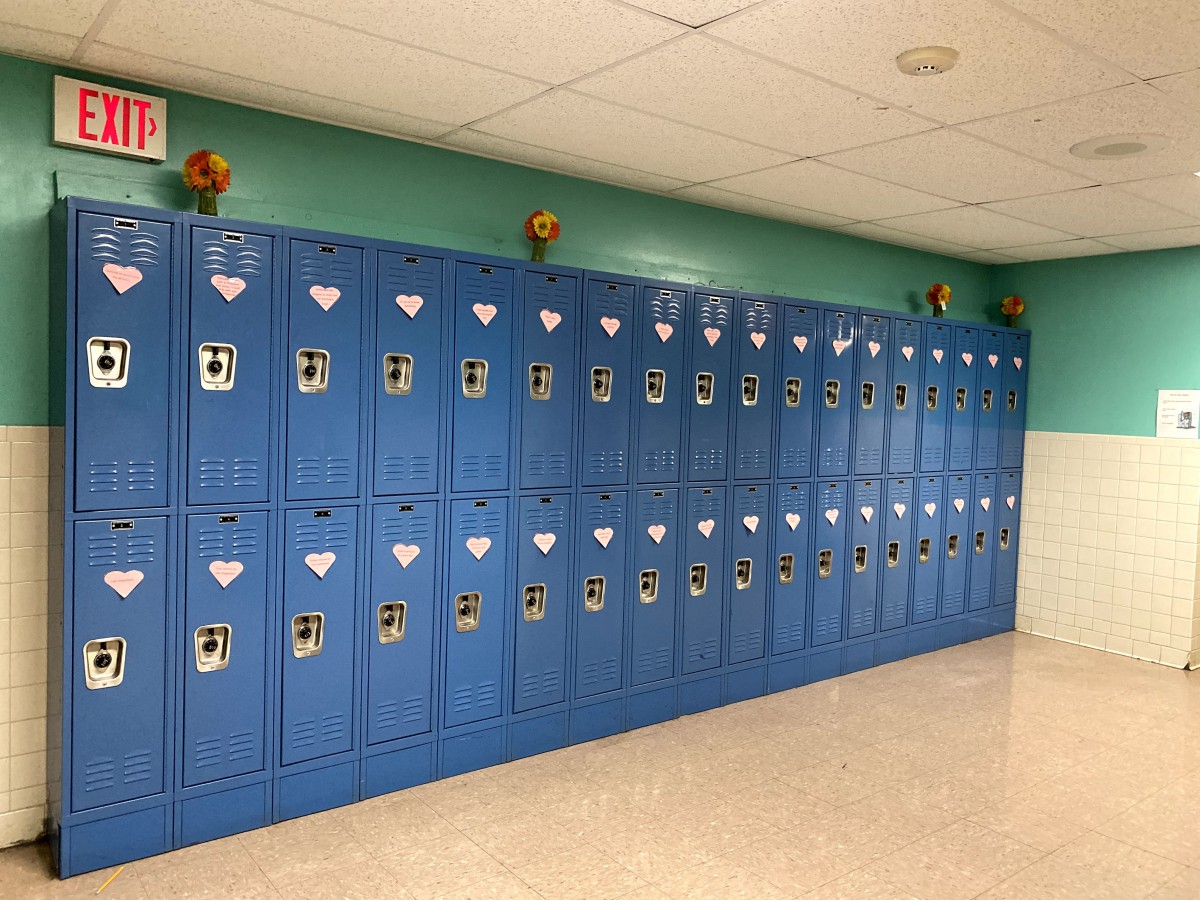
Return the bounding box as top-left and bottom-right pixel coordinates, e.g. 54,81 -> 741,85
182,149 -> 231,215
1000,294 -> 1025,326
525,209 -> 561,261
926,283 -> 951,317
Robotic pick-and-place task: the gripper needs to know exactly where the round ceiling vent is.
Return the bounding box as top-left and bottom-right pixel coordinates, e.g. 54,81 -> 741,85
896,46 -> 960,76
1069,134 -> 1171,160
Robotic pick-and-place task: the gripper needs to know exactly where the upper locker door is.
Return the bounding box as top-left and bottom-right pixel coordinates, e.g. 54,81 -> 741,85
729,485 -> 769,665
816,308 -> 856,478
778,305 -> 819,480
733,296 -> 778,481
74,211 -> 175,512
889,318 -> 922,475
994,472 -> 1022,607
920,322 -> 952,473
771,483 -> 811,656
941,474 -> 972,618
975,330 -> 1005,471
513,495 -> 572,714
636,284 -> 687,484
367,502 -> 439,746
688,291 -> 735,482
812,480 -> 849,647
948,327 -> 980,472
519,271 -> 578,490
576,492 -> 628,701
1000,333 -> 1029,469
285,238 -> 364,501
854,313 -> 890,476
581,277 -> 635,487
452,261 -> 515,493
630,489 -> 680,687
880,478 -> 914,632
912,476 -> 944,625
373,249 -> 446,496
682,487 -> 726,674
847,479 -> 882,639
187,225 -> 275,506
968,472 -> 998,612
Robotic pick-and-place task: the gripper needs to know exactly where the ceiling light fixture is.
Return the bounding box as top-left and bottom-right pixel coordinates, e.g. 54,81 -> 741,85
896,46 -> 959,76
1068,134 -> 1171,160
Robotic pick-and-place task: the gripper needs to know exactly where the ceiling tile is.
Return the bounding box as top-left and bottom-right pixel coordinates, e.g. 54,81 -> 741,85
0,22 -> 80,61
872,205 -> 1078,249
707,0 -> 1129,123
622,0 -> 761,27
572,34 -> 933,155
982,186 -> 1200,238
958,249 -> 1023,264
260,0 -> 687,82
837,222 -> 975,255
996,239 -> 1124,261
671,184 -> 855,228
95,0 -> 547,125
708,160 -> 960,221
820,128 -> 1095,203
1115,174 -> 1200,218
1099,226 -> 1200,251
472,89 -> 793,182
0,0 -> 107,36
438,128 -> 691,192
960,84 -> 1200,184
1001,0 -> 1200,80
1150,69 -> 1200,112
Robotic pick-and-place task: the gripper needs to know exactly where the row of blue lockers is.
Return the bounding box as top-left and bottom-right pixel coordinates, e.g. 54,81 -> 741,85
58,198 -> 1029,516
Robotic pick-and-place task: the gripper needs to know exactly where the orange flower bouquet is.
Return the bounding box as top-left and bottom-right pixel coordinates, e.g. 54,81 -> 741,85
525,209 -> 560,262
182,149 -> 231,216
1000,295 -> 1025,327
926,283 -> 951,317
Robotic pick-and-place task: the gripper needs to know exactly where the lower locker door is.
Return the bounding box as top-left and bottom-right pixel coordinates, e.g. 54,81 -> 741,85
576,492 -> 628,700
847,480 -> 882,639
940,475 -> 972,618
728,485 -> 769,665
771,483 -> 811,656
880,479 -> 914,632
513,495 -> 571,714
912,477 -> 944,624
812,481 -> 848,647
683,487 -> 726,674
630,490 -> 679,686
994,473 -> 1022,606
968,473 -> 998,611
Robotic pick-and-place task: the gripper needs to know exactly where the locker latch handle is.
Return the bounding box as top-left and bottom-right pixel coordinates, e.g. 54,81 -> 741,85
982,388 -> 993,412
87,336 -> 130,389
291,613 -> 324,658
785,377 -> 801,408
955,386 -> 968,411
198,343 -> 236,391
854,544 -> 868,573
887,541 -> 900,568
83,637 -> 126,689
529,363 -> 552,401
1000,527 -> 1010,551
742,374 -> 758,406
696,372 -> 714,405
638,569 -> 659,604
645,369 -> 665,403
778,553 -> 794,584
461,359 -> 488,398
689,563 -> 707,596
454,592 -> 481,632
895,383 -> 907,410
194,624 -> 232,672
735,558 -> 752,590
926,385 -> 938,410
918,537 -> 931,563
1008,390 -> 1018,412
947,534 -> 959,559
296,349 -> 330,394
584,576 -> 605,612
861,381 -> 874,410
825,380 -> 839,408
378,601 -> 407,644
591,366 -> 612,402
522,583 -> 547,622
975,531 -> 986,555
383,353 -> 413,396
818,549 -> 833,579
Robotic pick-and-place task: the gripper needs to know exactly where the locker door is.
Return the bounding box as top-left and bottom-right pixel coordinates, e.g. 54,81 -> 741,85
1000,333 -> 1029,469
816,308 -> 856,478
513,495 -> 571,714
367,502 -> 439,745
687,292 -> 735,482
994,472 -> 1022,607
74,211 -> 174,511
778,304 -> 819,480
771,483 -> 811,656
630,489 -> 680,686
847,479 -> 882,639
880,479 -> 914,631
733,297 -> 778,481
812,480 -> 849,647
576,492 -> 628,700
444,498 -> 508,728
948,327 -> 980,472
888,318 -> 922,475
941,475 -> 972,618
452,261 -> 515,493
184,511 -> 269,787
682,487 -> 726,674
919,322 -> 952,473
281,507 -> 357,765
285,238 -> 364,501
912,477 -> 944,625
636,285 -> 687,483
581,277 -> 635,486
975,330 -> 1004,470
854,313 -> 890,476
71,517 -> 169,810
373,249 -> 445,496
729,485 -> 769,664
520,271 -> 578,489
187,226 -> 274,506
968,473 -> 998,611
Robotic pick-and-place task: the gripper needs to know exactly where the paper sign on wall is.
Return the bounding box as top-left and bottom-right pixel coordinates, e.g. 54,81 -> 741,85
54,76 -> 166,162
1156,390 -> 1200,440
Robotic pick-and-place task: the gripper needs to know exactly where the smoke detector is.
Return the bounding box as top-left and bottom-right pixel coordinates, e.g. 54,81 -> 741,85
896,46 -> 959,76
1069,134 -> 1171,160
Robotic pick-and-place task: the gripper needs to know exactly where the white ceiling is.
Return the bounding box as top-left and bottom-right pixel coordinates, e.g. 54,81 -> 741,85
6,0 -> 1200,263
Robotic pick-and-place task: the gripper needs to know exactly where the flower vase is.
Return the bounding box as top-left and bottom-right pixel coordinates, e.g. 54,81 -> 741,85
530,238 -> 547,263
197,186 -> 218,216
932,305 -> 944,318
1006,315 -> 1018,327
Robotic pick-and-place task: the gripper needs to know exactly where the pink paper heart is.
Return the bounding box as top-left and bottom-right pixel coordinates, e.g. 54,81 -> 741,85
208,560 -> 243,588
743,515 -> 759,533
655,322 -> 673,343
466,536 -> 491,560
1014,357 -> 1023,370
953,498 -> 965,514
396,294 -> 424,318
793,335 -> 808,353
594,527 -> 614,548
533,532 -> 557,555
697,519 -> 715,539
832,339 -> 847,357
894,503 -> 906,519
750,332 -> 766,350
104,569 -> 144,598
600,316 -> 620,337
824,508 -> 839,526
861,506 -> 874,523
932,348 -> 944,364
309,285 -> 340,311
785,512 -> 800,531
103,264 -> 142,294
304,552 -> 336,578
210,274 -> 246,302
473,303 -> 497,326
981,497 -> 991,511
392,543 -> 421,568
868,341 -> 881,358
540,309 -> 562,333
925,502 -> 937,517
647,524 -> 666,544
901,346 -> 914,361
988,354 -> 999,368
1006,495 -> 1015,509
962,352 -> 974,367
704,327 -> 721,347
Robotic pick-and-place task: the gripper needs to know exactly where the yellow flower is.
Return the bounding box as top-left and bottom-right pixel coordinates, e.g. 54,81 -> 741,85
531,212 -> 558,240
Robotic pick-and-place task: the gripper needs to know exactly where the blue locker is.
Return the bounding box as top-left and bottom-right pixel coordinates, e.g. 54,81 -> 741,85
728,485 -> 769,664
771,483 -> 811,656
71,517 -> 169,810
816,308 -> 856,478
519,271 -> 578,489
513,495 -> 571,714
373,248 -> 445,496
888,317 -> 922,475
948,327 -> 980,472
733,296 -> 778,480
451,261 -> 515,493
285,238 -> 364,501
74,211 -> 175,512
919,322 -> 952,473
847,479 -> 882,639
687,291 -> 735,482
854,313 -> 890,476
183,511 -> 269,787
581,276 -> 635,486
967,473 -> 998,612
444,498 -> 508,728
778,304 -> 819,480
576,492 -> 628,700
281,507 -> 357,766
636,284 -> 687,483
912,476 -> 944,625
941,475 -> 972,618
630,489 -> 680,687
1001,333 -> 1029,469
880,478 -> 914,631
811,480 -> 849,647
367,502 -> 438,745
682,487 -> 726,674
186,224 -> 274,506
975,330 -> 1005,470
994,472 -> 1022,607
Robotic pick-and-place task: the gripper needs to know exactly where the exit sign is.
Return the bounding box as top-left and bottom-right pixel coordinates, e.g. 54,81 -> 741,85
53,76 -> 166,162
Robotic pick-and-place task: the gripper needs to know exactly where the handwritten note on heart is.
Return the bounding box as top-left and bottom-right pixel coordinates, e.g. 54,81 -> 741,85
304,552 -> 336,579
981,497 -> 991,511
794,335 -> 808,353
704,327 -> 721,347
594,527 -> 614,548
902,346 -> 914,362
466,537 -> 491,560
785,512 -> 801,531
925,502 -> 937,518
868,341 -> 881,358
103,264 -> 142,294
540,309 -> 562,333
1006,495 -> 1016,510
473,303 -> 497,326
932,348 -> 944,364
655,322 -> 673,343
208,560 -> 243,588
832,339 -> 847,357
894,503 -> 906,519
743,515 -> 759,533
1014,357 -> 1023,370
988,354 -> 999,368
962,352 -> 974,367
309,286 -> 341,311
861,506 -> 874,524
750,332 -> 766,350
647,524 -> 666,544
533,532 -> 557,555
396,294 -> 424,318
211,274 -> 246,302
825,508 -> 839,527
953,498 -> 965,514
697,519 -> 715,539
392,544 -> 421,569
104,569 -> 144,598
600,316 -> 621,337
